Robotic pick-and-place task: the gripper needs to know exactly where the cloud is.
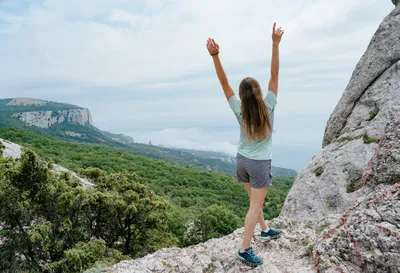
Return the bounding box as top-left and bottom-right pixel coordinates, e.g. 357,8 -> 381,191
127,127 -> 238,155
0,0 -> 392,86
0,0 -> 395,171
109,9 -> 151,27
125,127 -> 322,172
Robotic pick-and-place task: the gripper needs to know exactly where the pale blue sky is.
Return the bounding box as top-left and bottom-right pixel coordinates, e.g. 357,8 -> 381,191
0,0 -> 395,171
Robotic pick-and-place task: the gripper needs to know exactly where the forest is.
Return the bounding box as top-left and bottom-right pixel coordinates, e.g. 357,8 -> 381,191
0,129 -> 293,272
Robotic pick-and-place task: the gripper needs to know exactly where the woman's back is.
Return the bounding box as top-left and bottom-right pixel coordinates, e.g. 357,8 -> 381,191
228,90 -> 277,160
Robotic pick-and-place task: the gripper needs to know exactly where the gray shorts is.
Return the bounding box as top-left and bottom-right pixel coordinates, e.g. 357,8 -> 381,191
236,153 -> 273,188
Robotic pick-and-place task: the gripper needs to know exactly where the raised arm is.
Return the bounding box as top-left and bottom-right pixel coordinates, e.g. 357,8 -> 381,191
268,23 -> 284,96
207,38 -> 234,100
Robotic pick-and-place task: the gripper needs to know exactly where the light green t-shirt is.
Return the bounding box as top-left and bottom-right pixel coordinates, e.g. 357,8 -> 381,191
228,90 -> 277,160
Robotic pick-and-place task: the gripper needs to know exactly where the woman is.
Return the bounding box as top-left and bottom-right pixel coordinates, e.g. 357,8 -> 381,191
206,22 -> 284,267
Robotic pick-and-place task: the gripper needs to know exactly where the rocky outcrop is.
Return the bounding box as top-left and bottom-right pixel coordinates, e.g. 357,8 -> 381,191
280,139 -> 377,223
315,114 -> 400,273
323,7 -> 400,147
12,108 -> 93,129
101,131 -> 135,144
280,4 -> 400,223
6,98 -> 46,106
0,138 -> 94,188
63,131 -> 87,138
109,218 -> 317,273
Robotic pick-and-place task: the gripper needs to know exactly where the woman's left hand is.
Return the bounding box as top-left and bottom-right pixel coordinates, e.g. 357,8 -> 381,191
272,22 -> 284,45
207,38 -> 220,55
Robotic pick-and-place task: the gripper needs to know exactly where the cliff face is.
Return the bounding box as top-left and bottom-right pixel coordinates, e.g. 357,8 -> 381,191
280,5 -> 400,223
11,108 -> 93,129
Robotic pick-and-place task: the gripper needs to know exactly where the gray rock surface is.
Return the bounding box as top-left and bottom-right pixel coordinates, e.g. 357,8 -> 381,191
323,5 -> 400,147
0,138 -> 94,188
109,218 -> 316,273
0,138 -> 22,158
316,114 -> 400,273
63,131 -> 87,138
393,0 -> 400,6
12,108 -> 93,128
280,4 -> 400,223
280,139 -> 377,223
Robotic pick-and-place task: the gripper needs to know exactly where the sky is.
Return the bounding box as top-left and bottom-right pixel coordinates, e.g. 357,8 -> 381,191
0,0 -> 395,171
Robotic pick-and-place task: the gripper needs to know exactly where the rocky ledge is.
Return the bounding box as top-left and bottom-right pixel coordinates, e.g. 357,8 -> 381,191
109,218 -> 317,273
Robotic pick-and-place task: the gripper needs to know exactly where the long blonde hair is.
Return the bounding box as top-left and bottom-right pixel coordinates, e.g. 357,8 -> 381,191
239,77 -> 272,140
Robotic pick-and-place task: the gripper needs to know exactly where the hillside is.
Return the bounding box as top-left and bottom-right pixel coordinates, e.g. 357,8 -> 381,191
0,129 -> 293,223
1,135 -> 293,272
0,98 -> 297,177
0,137 -> 94,188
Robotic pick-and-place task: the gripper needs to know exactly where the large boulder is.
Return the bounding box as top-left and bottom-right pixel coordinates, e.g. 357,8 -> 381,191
280,4 -> 400,223
315,114 -> 400,273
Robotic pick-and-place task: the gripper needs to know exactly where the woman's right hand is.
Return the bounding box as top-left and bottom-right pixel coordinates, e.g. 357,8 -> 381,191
206,38 -> 220,56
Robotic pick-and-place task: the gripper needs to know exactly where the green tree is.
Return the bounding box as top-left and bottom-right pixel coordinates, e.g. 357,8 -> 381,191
0,149 -> 174,272
185,205 -> 240,245
0,140 -> 4,155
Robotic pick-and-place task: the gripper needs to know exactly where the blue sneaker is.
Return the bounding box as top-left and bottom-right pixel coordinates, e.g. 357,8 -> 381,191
237,246 -> 263,267
260,227 -> 281,241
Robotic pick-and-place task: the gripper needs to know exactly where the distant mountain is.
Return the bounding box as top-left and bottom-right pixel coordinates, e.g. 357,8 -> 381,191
174,147 -> 298,178
101,130 -> 135,144
0,98 -> 135,145
0,97 -> 297,177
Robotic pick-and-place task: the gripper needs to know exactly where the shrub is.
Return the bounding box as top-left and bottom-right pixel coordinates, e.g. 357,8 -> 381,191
306,243 -> 315,257
185,205 -> 240,245
347,181 -> 358,193
362,134 -> 380,144
366,110 -> 377,121
314,167 -> 324,177
316,224 -> 329,235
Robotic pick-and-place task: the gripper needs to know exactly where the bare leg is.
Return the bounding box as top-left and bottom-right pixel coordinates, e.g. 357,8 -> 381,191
240,186 -> 269,251
243,183 -> 268,231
